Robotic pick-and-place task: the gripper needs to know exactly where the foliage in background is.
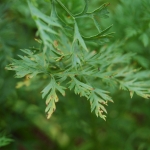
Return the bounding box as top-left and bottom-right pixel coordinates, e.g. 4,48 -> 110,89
109,0 -> 150,69
0,132 -> 13,147
1,0 -> 150,149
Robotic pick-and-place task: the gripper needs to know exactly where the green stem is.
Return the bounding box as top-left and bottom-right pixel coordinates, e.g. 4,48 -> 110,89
55,0 -> 74,18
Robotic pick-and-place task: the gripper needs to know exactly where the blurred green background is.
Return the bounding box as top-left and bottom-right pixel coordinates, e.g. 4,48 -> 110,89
0,0 -> 150,149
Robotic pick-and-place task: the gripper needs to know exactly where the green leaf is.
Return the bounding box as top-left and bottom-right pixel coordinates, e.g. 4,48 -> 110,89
0,135 -> 13,147
139,33 -> 149,47
73,21 -> 88,51
28,1 -> 60,27
41,77 -> 66,119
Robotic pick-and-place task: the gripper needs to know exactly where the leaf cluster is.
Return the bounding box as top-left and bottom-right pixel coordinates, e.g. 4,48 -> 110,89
6,0 -> 150,120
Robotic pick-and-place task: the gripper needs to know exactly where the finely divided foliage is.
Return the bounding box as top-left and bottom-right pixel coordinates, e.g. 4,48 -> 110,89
6,0 -> 150,120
